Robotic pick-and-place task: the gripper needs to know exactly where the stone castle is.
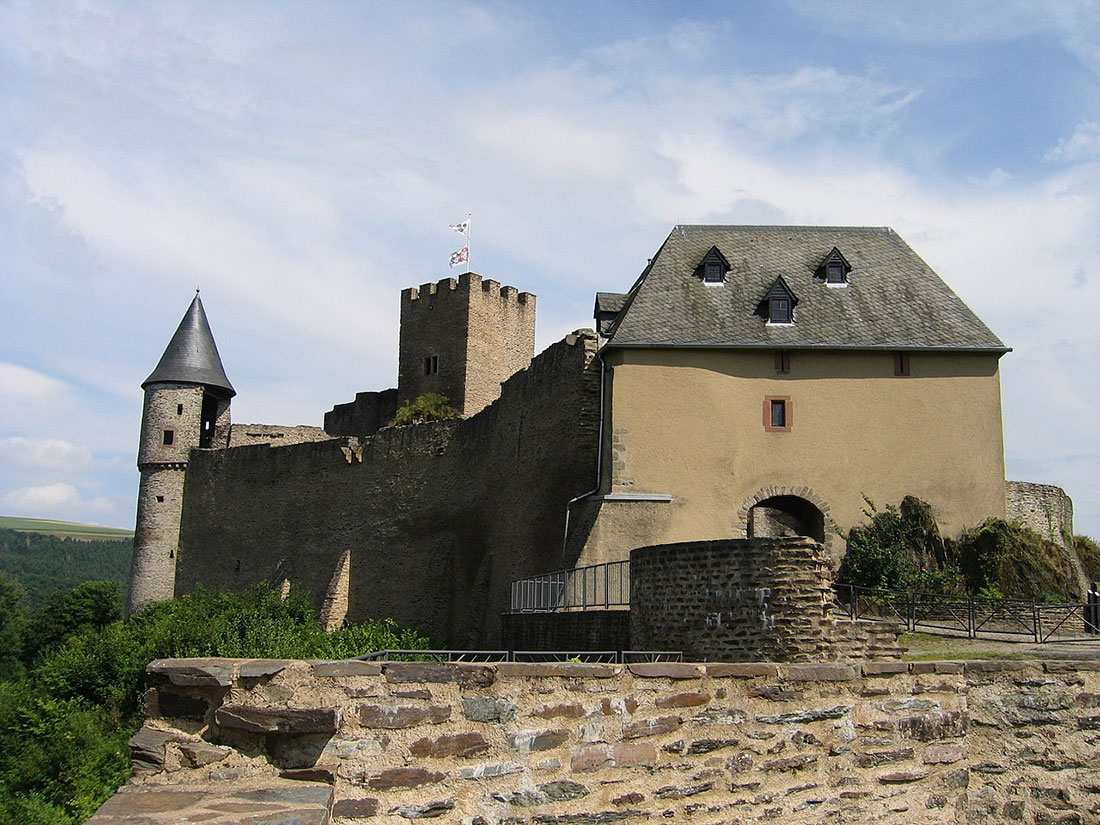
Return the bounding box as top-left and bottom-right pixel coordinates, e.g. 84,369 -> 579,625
129,225 -> 1079,645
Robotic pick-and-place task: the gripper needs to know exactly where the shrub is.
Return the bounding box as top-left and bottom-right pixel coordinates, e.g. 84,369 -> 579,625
956,519 -> 1079,601
1075,535 -> 1100,586
390,393 -> 458,426
837,496 -> 959,593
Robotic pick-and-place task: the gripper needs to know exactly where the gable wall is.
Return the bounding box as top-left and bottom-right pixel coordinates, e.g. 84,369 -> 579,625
579,347 -> 1006,567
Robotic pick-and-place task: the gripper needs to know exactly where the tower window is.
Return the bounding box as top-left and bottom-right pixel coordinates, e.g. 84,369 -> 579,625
162,429 -> 175,446
826,262 -> 846,284
156,495 -> 164,503
703,261 -> 724,283
424,355 -> 439,375
176,404 -> 183,415
763,396 -> 792,432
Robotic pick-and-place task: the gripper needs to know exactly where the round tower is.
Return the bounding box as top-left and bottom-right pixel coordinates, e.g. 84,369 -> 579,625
128,291 -> 235,616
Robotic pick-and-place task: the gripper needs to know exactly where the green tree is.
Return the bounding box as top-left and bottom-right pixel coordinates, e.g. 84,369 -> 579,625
23,581 -> 122,665
0,572 -> 28,681
390,392 -> 458,426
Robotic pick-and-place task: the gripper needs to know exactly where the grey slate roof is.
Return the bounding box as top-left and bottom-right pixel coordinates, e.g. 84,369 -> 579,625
143,293 -> 236,396
603,226 -> 1008,352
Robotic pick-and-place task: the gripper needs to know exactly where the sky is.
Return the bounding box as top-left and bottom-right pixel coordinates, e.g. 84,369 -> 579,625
2,0 -> 1099,538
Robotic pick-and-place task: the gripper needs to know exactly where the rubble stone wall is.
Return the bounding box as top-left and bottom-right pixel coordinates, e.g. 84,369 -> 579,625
118,656 -> 1100,824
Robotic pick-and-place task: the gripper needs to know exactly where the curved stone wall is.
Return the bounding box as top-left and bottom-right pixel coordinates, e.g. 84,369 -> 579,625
630,537 -> 841,662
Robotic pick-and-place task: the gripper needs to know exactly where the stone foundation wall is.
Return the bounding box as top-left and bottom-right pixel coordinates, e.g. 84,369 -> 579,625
500,610 -> 631,652
631,537 -> 860,662
104,656 -> 1100,824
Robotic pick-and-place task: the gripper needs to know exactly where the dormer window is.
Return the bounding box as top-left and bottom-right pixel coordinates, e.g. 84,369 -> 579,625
817,247 -> 851,287
695,246 -> 730,285
757,276 -> 798,325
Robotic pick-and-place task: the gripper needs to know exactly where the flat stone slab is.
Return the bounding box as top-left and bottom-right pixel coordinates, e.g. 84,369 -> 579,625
86,780 -> 333,824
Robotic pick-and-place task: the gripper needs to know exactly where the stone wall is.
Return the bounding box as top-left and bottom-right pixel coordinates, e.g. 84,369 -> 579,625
324,389 -> 399,437
631,537 -> 857,662
500,611 -> 631,652
101,655 -> 1100,824
176,331 -> 601,647
227,423 -> 333,448
1006,481 -> 1087,595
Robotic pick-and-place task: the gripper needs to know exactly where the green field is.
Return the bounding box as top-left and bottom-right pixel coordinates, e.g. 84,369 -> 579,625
0,515 -> 132,540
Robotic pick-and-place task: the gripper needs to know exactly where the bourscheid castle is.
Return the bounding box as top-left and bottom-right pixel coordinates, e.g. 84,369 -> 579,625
129,226 -> 1077,645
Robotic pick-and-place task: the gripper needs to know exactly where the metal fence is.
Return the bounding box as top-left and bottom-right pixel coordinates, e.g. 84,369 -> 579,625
357,649 -> 682,663
510,560 -> 630,612
834,583 -> 1100,643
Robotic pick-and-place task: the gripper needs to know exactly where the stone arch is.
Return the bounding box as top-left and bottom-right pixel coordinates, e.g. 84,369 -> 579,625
735,486 -> 836,546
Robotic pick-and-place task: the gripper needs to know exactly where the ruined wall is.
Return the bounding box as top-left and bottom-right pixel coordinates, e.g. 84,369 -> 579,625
324,389 -> 399,437
1006,481 -> 1087,596
227,423 -> 333,447
1006,481 -> 1074,543
631,538 -> 859,662
176,332 -> 601,647
111,656 -> 1100,824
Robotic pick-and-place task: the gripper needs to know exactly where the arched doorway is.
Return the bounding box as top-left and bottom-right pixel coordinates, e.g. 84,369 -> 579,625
747,495 -> 826,542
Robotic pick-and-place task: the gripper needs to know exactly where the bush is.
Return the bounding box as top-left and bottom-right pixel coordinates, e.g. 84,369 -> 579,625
1075,535 -> 1100,586
0,580 -> 435,823
837,496 -> 959,593
956,519 -> 1079,602
390,393 -> 458,426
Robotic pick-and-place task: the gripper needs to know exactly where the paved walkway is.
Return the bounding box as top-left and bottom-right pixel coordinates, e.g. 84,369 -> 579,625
85,779 -> 332,824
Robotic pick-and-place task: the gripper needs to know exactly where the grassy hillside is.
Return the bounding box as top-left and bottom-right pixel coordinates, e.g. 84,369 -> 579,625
0,528 -> 132,609
0,516 -> 132,541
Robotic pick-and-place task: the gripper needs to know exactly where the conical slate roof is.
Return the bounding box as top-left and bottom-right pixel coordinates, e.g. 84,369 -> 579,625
142,293 -> 235,397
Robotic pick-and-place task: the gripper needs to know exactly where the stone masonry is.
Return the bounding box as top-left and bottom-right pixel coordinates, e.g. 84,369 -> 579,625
89,656 -> 1100,823
631,537 -> 884,662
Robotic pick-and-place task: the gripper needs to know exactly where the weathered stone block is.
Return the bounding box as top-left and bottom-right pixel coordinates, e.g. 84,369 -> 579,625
878,770 -> 927,783
922,744 -> 965,764
311,660 -> 383,678
622,716 -> 682,739
409,732 -> 489,758
383,662 -> 495,688
238,659 -> 293,680
654,782 -> 714,799
627,663 -> 703,679
214,705 -> 340,735
570,743 -> 657,771
363,767 -> 446,790
333,798 -> 380,818
855,748 -> 914,767
493,781 -> 589,806
781,664 -> 857,681
359,704 -> 450,728
512,729 -> 570,752
147,658 -> 235,688
655,692 -> 709,708
178,741 -> 230,768
706,663 -> 779,679
686,738 -> 739,755
757,705 -> 852,724
456,761 -> 524,780
388,798 -> 454,818
861,662 -> 909,676
128,726 -> 186,773
531,703 -> 586,719
461,696 -> 516,723
496,662 -> 621,679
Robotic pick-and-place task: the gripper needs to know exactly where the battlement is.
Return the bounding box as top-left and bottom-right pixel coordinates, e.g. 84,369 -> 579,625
401,272 -> 534,306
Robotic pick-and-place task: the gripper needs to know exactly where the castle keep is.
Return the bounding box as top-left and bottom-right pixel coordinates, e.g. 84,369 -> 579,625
130,226 -> 1073,644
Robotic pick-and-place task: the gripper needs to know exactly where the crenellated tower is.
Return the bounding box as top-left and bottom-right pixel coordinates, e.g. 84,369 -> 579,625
128,292 -> 234,615
398,271 -> 535,417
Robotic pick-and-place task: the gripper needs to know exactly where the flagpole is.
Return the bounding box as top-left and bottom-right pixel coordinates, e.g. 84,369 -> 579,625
466,213 -> 471,274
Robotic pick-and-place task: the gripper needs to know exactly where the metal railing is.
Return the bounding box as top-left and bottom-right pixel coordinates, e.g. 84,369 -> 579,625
510,560 -> 630,612
834,583 -> 1100,643
357,649 -> 682,663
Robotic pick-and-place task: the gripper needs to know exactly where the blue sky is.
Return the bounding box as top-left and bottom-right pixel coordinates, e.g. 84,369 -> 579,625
2,1 -> 1098,538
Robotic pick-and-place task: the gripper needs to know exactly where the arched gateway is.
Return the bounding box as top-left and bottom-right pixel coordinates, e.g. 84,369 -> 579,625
736,486 -> 834,547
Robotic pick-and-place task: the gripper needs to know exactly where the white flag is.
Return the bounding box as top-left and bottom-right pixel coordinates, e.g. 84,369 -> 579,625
449,246 -> 469,267
449,220 -> 469,235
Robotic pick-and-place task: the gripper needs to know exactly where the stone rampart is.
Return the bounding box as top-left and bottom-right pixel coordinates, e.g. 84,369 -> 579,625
93,655 -> 1100,824
176,331 -> 601,647
323,388 -> 399,436
631,537 -> 871,662
226,423 -> 333,447
1006,480 -> 1088,595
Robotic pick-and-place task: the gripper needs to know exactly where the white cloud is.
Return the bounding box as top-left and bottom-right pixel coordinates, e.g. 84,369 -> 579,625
0,361 -> 70,403
1046,122 -> 1100,162
0,437 -> 92,470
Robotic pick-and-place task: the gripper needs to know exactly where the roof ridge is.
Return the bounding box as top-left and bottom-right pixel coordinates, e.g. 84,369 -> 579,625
674,224 -> 895,233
